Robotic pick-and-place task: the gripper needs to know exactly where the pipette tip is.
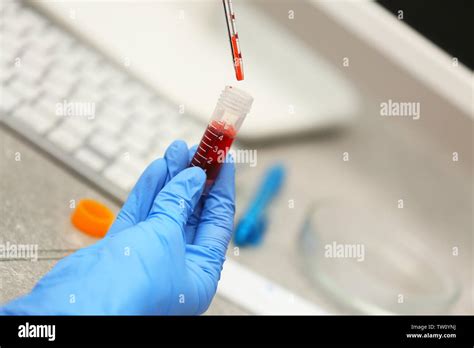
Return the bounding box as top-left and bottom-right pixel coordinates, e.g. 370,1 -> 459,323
235,61 -> 244,81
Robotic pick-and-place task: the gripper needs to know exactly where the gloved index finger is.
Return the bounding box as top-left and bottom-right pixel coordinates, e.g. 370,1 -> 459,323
147,167 -> 206,243
108,140 -> 190,236
107,157 -> 167,236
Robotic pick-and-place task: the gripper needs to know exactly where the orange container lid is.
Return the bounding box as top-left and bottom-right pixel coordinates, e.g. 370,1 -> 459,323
71,199 -> 114,238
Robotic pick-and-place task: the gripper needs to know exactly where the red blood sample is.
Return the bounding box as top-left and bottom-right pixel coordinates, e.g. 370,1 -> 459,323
231,34 -> 244,81
190,120 -> 237,186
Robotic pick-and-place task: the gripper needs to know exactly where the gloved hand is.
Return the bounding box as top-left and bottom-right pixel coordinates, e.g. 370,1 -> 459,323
0,140 -> 235,315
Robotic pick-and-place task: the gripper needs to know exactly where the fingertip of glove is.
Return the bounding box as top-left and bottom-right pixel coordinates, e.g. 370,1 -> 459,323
188,144 -> 198,161
166,140 -> 188,157
187,166 -> 207,184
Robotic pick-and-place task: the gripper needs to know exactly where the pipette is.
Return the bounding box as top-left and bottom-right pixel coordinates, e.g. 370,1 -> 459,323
190,86 -> 253,191
222,0 -> 244,81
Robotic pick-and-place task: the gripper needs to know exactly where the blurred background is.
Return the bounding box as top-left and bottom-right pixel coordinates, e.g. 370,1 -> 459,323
0,0 -> 472,314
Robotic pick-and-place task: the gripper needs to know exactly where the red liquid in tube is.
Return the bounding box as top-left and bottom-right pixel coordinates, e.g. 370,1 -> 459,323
190,120 -> 237,187
189,86 -> 253,191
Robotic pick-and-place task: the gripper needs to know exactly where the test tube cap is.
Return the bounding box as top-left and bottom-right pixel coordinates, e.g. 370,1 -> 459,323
219,85 -> 253,116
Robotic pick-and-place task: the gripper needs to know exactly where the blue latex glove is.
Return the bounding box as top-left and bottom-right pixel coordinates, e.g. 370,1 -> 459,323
0,140 -> 235,315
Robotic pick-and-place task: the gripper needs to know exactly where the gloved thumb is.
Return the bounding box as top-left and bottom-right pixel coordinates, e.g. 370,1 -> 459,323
147,167 -> 206,238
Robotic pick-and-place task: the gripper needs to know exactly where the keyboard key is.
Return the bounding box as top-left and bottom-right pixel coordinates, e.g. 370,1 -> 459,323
40,78 -> 69,100
128,122 -> 157,141
46,67 -> 79,91
14,63 -> 45,84
72,84 -> 104,104
0,37 -> 24,61
48,127 -> 83,152
61,118 -> 96,137
52,122 -> 89,143
60,45 -> 99,71
96,120 -> 124,135
13,105 -> 56,134
9,77 -> 40,100
99,103 -> 130,121
95,109 -> 128,134
2,14 -> 28,38
113,154 -> 148,178
21,49 -> 53,72
32,29 -> 74,55
81,64 -> 116,87
34,26 -> 69,53
75,148 -> 106,172
131,101 -> 161,122
103,164 -> 137,191
0,88 -> 22,114
89,132 -> 121,158
35,96 -> 61,116
122,134 -> 151,155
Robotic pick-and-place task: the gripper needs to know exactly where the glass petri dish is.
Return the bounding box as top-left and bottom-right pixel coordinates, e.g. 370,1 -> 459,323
299,199 -> 461,314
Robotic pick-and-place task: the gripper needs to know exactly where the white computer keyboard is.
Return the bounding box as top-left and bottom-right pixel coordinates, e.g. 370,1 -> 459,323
0,1 -> 203,201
